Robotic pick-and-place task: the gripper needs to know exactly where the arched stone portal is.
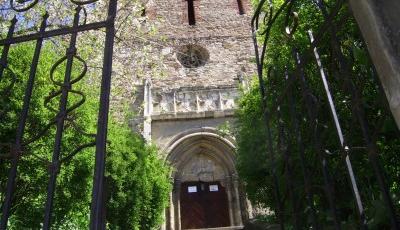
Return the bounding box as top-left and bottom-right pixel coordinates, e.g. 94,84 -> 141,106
164,129 -> 244,230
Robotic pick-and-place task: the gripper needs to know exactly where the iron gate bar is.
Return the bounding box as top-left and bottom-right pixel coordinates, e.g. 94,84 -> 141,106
251,1 -> 292,229
0,0 -> 118,229
275,76 -> 300,229
42,6 -> 82,229
342,55 -> 399,229
315,0 -> 399,226
10,0 -> 39,12
292,51 -> 338,229
251,0 -> 346,116
0,17 -> 16,82
306,31 -> 368,228
293,55 -> 344,229
252,0 -> 400,229
0,16 -> 18,230
252,31 -> 285,228
90,0 -> 117,229
267,75 -> 296,118
293,47 -> 370,228
0,21 -> 109,46
0,12 -> 48,230
285,69 -> 319,229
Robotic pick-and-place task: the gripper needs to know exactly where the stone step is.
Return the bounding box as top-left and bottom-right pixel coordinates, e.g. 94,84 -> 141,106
185,226 -> 244,230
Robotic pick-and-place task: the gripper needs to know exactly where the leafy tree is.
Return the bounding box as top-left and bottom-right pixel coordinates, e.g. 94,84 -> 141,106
0,43 -> 170,229
105,125 -> 171,230
0,0 -> 169,118
236,0 -> 400,228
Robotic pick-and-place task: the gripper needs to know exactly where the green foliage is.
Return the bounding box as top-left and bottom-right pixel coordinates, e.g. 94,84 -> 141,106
236,0 -> 400,228
0,42 -> 93,229
237,79 -> 400,228
0,43 -> 171,229
106,125 -> 171,230
235,80 -> 275,211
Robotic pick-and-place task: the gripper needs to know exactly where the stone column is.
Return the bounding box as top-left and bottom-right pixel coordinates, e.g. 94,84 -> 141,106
348,1 -> 400,129
173,91 -> 177,114
165,191 -> 174,230
219,91 -> 224,111
196,93 -> 200,112
232,175 -> 243,226
161,209 -> 166,230
173,178 -> 181,230
226,176 -> 235,226
143,78 -> 153,141
247,198 -> 254,219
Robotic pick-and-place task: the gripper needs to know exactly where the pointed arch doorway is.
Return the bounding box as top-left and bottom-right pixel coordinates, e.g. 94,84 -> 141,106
165,129 -> 244,230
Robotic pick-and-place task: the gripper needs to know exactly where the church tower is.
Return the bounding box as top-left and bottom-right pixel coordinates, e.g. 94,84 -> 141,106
135,0 -> 255,228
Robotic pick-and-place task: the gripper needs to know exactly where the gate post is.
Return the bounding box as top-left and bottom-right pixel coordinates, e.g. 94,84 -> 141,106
90,0 -> 117,229
349,0 -> 400,129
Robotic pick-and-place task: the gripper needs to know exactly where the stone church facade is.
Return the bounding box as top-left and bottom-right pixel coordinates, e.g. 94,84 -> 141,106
133,0 -> 255,228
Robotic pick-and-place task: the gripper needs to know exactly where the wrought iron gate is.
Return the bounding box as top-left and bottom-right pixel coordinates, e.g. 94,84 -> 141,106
0,0 -> 117,229
252,0 -> 399,229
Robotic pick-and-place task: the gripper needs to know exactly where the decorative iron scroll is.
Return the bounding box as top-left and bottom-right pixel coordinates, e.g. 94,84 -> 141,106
0,0 -> 117,229
9,0 -> 99,12
10,0 -> 39,12
251,0 -> 399,229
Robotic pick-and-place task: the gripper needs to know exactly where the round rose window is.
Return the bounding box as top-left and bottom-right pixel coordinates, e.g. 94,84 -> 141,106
177,44 -> 209,68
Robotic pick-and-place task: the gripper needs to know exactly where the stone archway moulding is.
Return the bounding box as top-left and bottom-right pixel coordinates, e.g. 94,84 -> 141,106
162,127 -> 244,230
164,127 -> 236,155
164,127 -> 238,180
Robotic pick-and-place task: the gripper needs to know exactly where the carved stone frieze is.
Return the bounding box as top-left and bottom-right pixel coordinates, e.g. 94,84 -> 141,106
181,153 -> 226,182
151,87 -> 239,116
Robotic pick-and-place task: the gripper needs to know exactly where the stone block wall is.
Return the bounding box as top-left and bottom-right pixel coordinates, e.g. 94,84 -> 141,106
151,37 -> 255,90
150,0 -> 252,38
144,0 -> 255,91
130,0 -> 256,142
132,1 -> 257,228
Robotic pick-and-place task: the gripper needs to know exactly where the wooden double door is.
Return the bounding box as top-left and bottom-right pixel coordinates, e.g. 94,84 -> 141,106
180,181 -> 230,229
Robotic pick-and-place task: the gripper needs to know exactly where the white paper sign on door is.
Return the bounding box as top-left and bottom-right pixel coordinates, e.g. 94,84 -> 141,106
188,186 -> 197,193
209,185 -> 219,192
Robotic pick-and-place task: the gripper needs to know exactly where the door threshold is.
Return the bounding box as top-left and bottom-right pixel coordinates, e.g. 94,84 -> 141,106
185,226 -> 244,230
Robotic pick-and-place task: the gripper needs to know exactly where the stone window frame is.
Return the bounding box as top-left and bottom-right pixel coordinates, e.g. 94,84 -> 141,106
176,44 -> 210,68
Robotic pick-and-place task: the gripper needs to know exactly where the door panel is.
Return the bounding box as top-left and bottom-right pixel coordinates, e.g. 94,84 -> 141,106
180,183 -> 205,229
204,183 -> 230,228
180,181 -> 230,229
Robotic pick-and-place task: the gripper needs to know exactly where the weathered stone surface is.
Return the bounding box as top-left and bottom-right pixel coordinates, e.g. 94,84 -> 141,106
151,117 -> 235,152
349,0 -> 400,128
145,36 -> 255,90
135,0 -> 255,229
151,86 -> 240,115
150,0 -> 252,38
142,0 -> 255,90
181,153 -> 227,182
